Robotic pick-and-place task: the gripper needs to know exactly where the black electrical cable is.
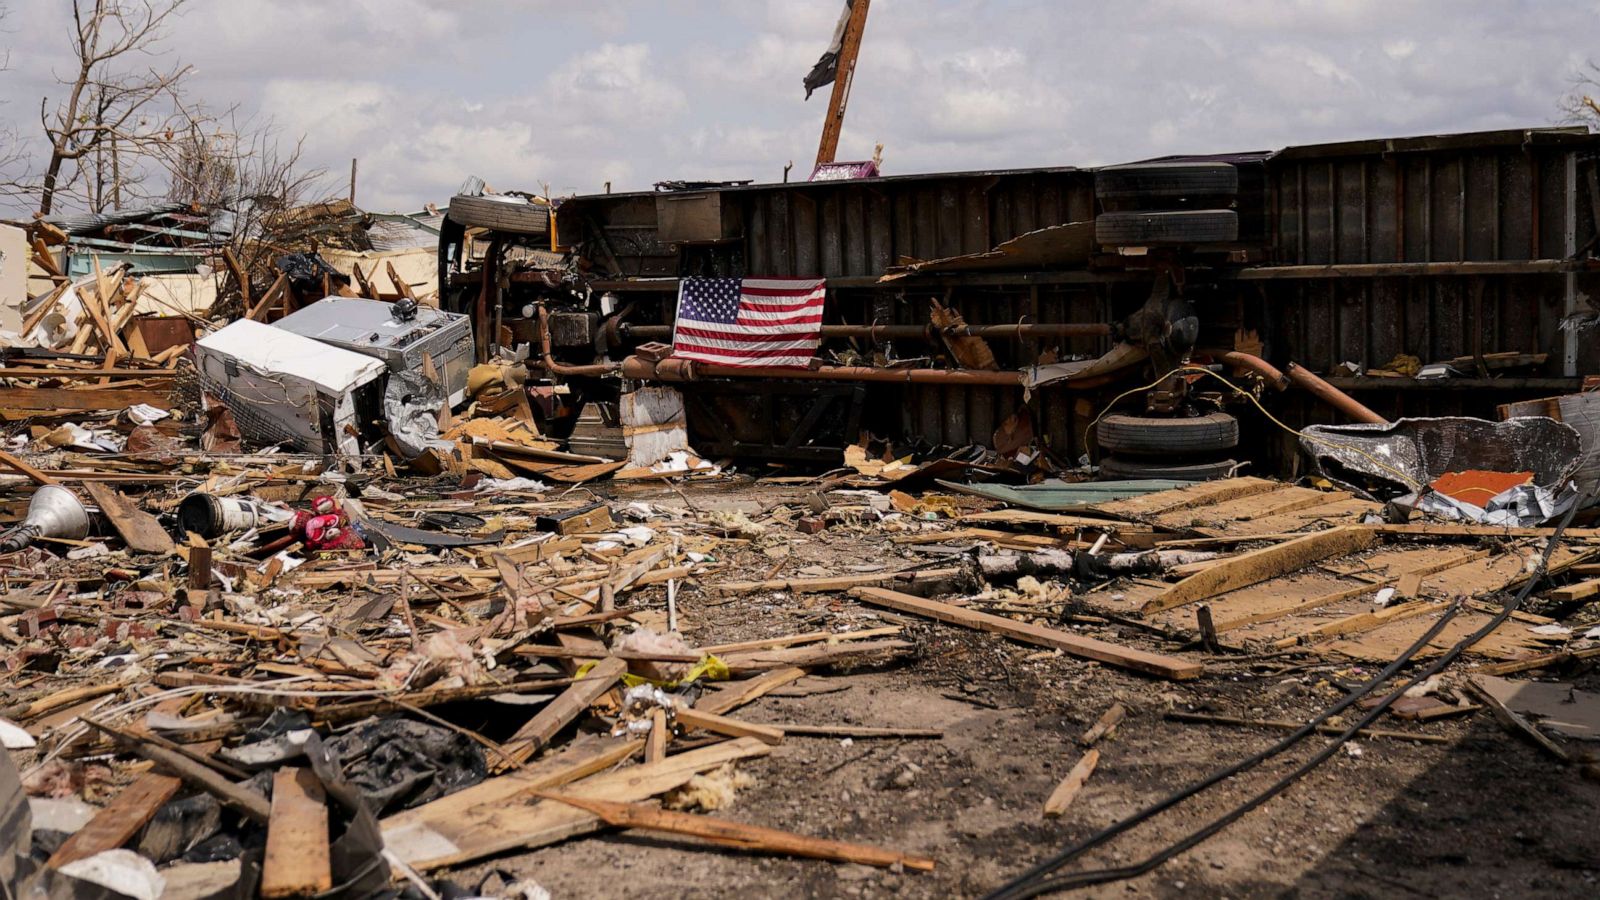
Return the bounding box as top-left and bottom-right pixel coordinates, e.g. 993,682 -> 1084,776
985,496 -> 1588,900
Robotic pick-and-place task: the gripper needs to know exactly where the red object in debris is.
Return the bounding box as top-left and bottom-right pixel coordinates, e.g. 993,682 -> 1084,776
797,515 -> 828,535
1429,470 -> 1534,506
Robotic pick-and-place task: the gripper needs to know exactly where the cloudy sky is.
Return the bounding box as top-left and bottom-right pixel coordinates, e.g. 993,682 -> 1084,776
2,0 -> 1596,213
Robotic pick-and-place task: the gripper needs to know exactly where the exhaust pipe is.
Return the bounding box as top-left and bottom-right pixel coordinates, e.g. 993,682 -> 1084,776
0,485 -> 90,553
177,493 -> 293,539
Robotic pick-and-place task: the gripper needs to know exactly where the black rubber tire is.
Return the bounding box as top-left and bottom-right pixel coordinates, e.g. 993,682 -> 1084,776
1097,412 -> 1239,455
1100,455 -> 1238,481
1095,163 -> 1238,200
1095,210 -> 1238,246
448,194 -> 550,234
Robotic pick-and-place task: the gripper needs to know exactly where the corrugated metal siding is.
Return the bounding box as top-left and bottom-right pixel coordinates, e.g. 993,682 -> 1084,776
1262,145 -> 1600,381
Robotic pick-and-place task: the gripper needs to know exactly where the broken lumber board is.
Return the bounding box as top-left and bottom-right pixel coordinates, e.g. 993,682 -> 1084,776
1374,523 -> 1600,540
0,449 -> 59,486
1143,526 -> 1379,614
46,772 -> 182,868
958,509 -> 1150,531
697,626 -> 902,655
775,724 -> 943,739
382,737 -> 642,838
386,737 -> 774,870
1211,548 -> 1490,633
1473,645 -> 1600,677
720,639 -> 914,674
499,656 -> 628,766
1548,577 -> 1600,602
0,367 -> 179,379
852,587 -> 1201,681
83,481 -> 176,555
1042,749 -> 1099,818
0,387 -> 167,411
709,567 -> 960,596
1091,476 -> 1280,520
675,706 -> 785,744
696,666 -> 808,715
1079,703 -> 1126,746
262,767 -> 331,899
535,501 -> 615,535
537,791 -> 935,871
81,718 -> 271,824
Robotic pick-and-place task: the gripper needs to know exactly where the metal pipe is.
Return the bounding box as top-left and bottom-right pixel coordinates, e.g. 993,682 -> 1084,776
619,322 -> 1111,342
536,305 -> 619,377
1210,350 -> 1386,425
623,355 -> 1101,387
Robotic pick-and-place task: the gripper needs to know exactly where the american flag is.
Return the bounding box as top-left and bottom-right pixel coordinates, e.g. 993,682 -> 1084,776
670,277 -> 827,368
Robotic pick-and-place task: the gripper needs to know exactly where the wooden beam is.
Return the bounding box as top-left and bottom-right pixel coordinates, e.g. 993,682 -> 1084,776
695,666 -> 808,715
499,656 -> 628,767
1042,749 -> 1098,818
46,773 -> 181,868
536,791 -> 935,871
814,0 -> 871,168
1143,526 -> 1380,614
18,281 -> 71,336
0,387 -> 168,411
387,260 -> 418,302
852,587 -> 1202,681
83,481 -> 176,555
0,449 -> 60,486
246,273 -> 289,322
261,767 -> 332,899
674,706 -> 785,745
385,738 -> 773,870
1548,577 -> 1600,602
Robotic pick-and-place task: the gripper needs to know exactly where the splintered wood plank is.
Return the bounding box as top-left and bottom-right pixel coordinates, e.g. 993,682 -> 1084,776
83,481 -> 176,555
958,510 -> 1151,531
499,656 -> 628,767
1225,497 -> 1379,537
1207,548 -> 1490,634
47,772 -> 181,868
1142,526 -> 1379,614
385,738 -> 773,870
382,736 -> 642,836
1548,577 -> 1600,602
537,791 -> 936,871
1043,749 -> 1099,818
261,768 -> 331,898
1150,485 -> 1325,530
852,587 -> 1201,680
675,706 -> 784,744
1092,476 -> 1279,520
696,667 -> 808,715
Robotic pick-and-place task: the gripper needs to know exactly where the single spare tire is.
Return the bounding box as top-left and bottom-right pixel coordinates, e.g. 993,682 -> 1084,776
1097,412 -> 1239,456
1100,455 -> 1239,482
1095,210 -> 1238,246
1095,163 -> 1239,200
448,194 -> 550,235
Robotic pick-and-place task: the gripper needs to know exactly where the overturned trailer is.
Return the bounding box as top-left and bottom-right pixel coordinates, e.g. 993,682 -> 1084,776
439,127 -> 1600,475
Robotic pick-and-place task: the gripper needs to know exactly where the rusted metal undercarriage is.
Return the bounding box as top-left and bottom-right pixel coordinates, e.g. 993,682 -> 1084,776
438,127 -> 1600,475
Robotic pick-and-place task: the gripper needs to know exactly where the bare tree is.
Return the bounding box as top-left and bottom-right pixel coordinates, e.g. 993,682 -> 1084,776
1561,61 -> 1600,126
35,0 -> 196,215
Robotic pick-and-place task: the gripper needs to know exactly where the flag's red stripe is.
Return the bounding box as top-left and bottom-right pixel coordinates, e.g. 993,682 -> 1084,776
738,301 -> 825,314
675,326 -> 818,343
673,342 -> 818,359
739,285 -> 826,298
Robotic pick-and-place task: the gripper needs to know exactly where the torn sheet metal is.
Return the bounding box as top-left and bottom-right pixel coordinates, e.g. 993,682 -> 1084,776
195,319 -> 386,456
382,370 -> 453,459
936,478 -> 1189,511
1407,482 -> 1581,528
1026,342 -> 1148,390
1301,417 -> 1582,499
879,222 -> 1094,282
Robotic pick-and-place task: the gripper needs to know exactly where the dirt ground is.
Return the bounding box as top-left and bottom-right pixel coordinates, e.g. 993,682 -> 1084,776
434,480 -> 1600,900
